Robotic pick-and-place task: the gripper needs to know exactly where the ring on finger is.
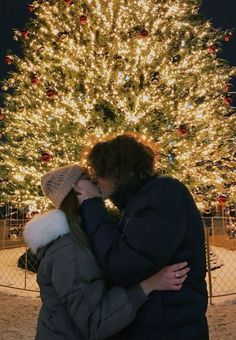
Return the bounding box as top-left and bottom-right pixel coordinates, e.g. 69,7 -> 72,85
175,271 -> 180,279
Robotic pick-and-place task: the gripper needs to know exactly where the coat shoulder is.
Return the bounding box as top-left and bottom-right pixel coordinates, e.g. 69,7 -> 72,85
140,176 -> 188,200
151,175 -> 186,189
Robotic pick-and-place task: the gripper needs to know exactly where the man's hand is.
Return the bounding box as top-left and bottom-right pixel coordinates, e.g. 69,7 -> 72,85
73,179 -> 101,205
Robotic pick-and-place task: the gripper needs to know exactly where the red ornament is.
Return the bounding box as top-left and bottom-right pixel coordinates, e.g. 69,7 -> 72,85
224,83 -> 232,92
31,76 -> 40,85
0,112 -> 5,121
177,125 -> 188,136
41,152 -> 51,162
208,45 -> 217,54
21,30 -> 30,39
139,29 -> 148,38
224,32 -> 232,42
64,0 -> 73,5
80,15 -> 88,25
0,132 -> 3,139
46,89 -> 57,98
5,55 -> 13,65
217,194 -> 227,207
28,4 -> 35,12
223,96 -> 233,105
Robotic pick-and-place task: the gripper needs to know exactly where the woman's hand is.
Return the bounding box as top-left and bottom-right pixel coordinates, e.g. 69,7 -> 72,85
140,262 -> 190,296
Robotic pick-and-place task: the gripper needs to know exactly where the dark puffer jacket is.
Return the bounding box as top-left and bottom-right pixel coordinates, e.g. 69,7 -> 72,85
23,209 -> 148,340
80,176 -> 209,340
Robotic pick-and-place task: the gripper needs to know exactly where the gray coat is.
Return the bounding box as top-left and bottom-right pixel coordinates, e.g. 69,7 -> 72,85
23,210 -> 147,340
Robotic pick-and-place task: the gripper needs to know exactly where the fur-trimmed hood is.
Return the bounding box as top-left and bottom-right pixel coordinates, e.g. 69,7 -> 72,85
23,209 -> 70,253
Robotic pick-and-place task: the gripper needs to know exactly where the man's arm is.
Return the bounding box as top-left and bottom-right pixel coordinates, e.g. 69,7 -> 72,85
80,187 -> 188,286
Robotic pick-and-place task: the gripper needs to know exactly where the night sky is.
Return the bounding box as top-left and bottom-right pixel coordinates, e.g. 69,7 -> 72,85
0,0 -> 235,105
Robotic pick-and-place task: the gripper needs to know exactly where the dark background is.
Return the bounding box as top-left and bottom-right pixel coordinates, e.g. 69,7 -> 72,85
0,0 -> 235,105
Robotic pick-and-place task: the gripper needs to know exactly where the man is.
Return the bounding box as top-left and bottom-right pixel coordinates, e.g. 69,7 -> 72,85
76,134 -> 209,339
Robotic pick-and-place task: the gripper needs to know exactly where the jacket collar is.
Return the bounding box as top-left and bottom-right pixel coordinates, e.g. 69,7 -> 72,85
23,209 -> 70,253
110,174 -> 152,210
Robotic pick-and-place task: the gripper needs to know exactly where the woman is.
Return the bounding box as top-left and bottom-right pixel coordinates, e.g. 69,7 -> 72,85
23,164 -> 189,340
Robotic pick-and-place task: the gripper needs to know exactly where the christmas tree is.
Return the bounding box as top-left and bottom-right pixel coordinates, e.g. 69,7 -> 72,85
0,0 -> 235,209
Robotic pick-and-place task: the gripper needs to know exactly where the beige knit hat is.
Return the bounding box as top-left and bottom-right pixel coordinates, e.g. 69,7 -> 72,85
41,164 -> 83,208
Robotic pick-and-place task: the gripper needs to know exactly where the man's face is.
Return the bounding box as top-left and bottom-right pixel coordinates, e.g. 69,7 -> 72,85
96,177 -> 117,199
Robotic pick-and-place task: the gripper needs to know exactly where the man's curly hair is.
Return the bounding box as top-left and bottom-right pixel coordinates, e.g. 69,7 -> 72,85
88,134 -> 155,184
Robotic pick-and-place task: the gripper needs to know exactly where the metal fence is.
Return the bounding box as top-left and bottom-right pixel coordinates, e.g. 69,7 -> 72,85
0,219 -> 38,291
203,216 -> 236,303
0,217 -> 236,300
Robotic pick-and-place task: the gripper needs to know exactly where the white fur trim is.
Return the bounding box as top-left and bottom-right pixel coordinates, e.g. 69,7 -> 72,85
23,209 -> 70,253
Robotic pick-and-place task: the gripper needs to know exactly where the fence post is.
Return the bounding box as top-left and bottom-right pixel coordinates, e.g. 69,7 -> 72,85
205,227 -> 213,305
212,217 -> 215,243
24,246 -> 27,290
2,220 -> 6,248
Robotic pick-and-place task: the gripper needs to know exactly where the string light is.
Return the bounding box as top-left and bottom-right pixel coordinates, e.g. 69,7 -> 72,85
0,0 -> 235,209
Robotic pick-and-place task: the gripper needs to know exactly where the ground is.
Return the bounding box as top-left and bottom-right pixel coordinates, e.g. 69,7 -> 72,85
0,286 -> 235,339
207,297 -> 236,339
0,242 -> 235,339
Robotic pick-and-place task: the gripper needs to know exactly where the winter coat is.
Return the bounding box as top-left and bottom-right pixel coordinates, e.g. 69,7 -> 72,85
80,175 -> 209,340
23,209 -> 148,340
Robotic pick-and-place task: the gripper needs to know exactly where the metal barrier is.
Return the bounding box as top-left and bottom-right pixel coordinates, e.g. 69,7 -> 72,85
0,219 -> 26,248
0,219 -> 38,291
0,217 -> 236,299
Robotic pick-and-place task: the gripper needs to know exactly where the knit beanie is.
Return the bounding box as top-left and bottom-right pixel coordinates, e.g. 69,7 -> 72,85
41,164 -> 83,208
